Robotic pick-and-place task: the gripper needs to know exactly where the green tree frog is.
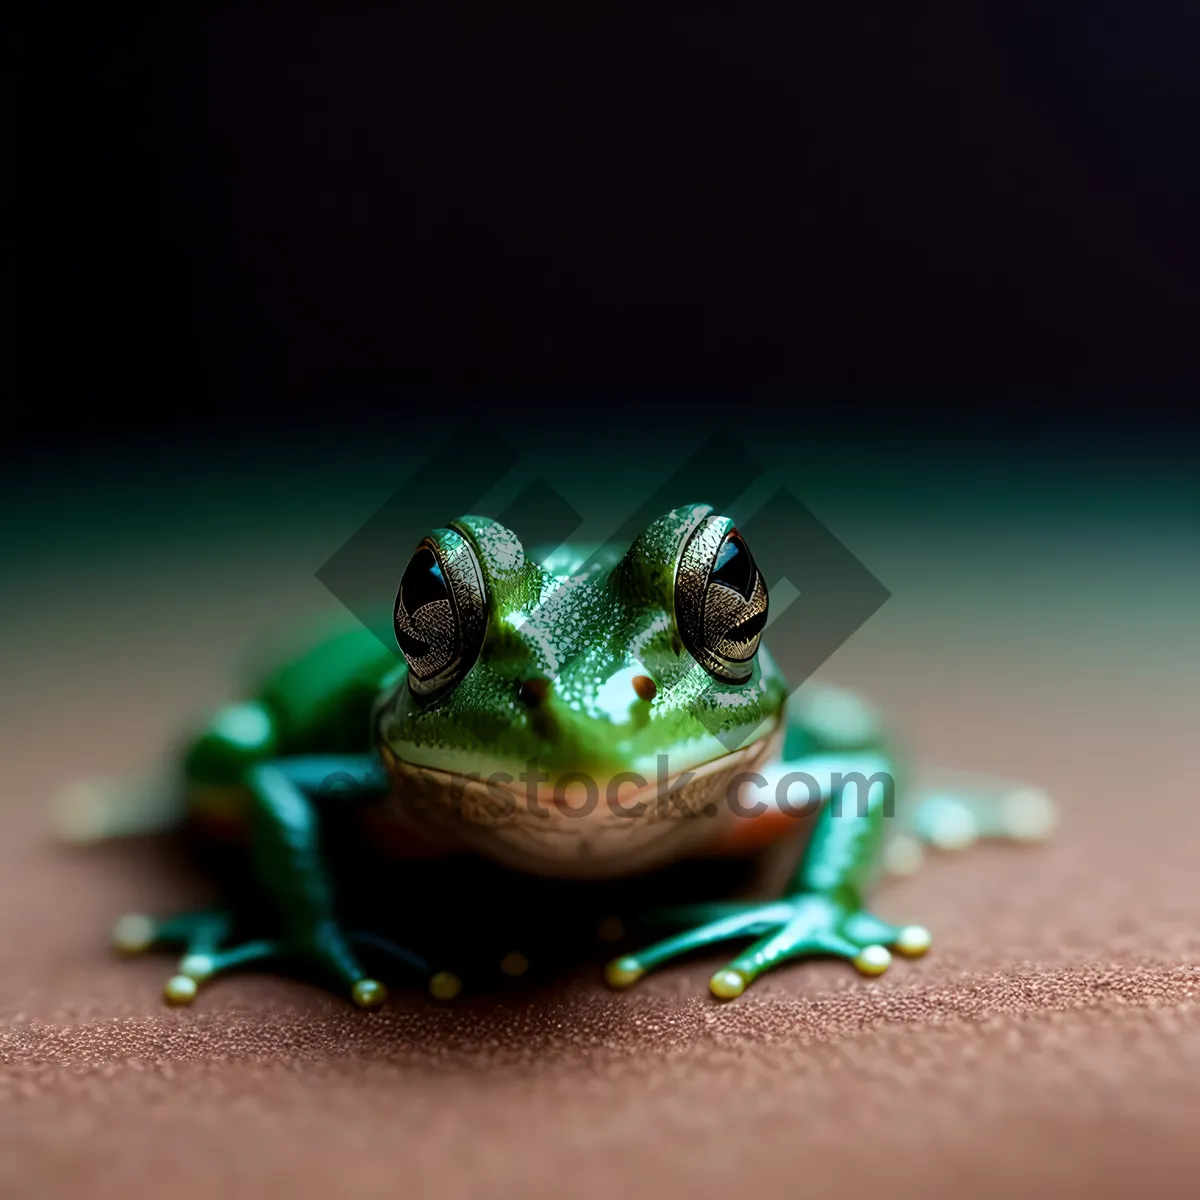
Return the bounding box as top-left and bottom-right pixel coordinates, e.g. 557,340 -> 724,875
77,504 -> 1054,1008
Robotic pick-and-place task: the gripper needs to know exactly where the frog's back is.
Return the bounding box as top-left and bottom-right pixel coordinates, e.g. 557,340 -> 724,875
254,621 -> 401,756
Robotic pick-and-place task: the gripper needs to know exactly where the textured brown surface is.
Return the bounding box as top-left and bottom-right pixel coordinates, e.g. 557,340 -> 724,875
2,511 -> 1197,1200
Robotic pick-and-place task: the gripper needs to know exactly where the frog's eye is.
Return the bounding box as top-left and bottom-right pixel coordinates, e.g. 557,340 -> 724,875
674,516 -> 768,684
394,528 -> 488,698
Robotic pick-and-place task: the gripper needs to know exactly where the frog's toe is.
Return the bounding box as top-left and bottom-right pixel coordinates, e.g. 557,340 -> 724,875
184,939 -> 280,980
157,939 -> 284,1005
653,903 -> 934,1001
114,907 -> 250,1003
112,912 -> 157,955
113,907 -> 234,959
910,785 -> 1057,850
852,944 -> 892,976
115,909 -> 428,1007
428,971 -> 462,1002
710,924 -> 865,997
117,915 -> 295,1005
708,968 -> 747,999
164,973 -> 199,1005
840,911 -> 933,959
604,956 -> 645,989
605,904 -> 792,991
893,924 -> 933,957
351,978 -> 389,1008
179,952 -> 215,979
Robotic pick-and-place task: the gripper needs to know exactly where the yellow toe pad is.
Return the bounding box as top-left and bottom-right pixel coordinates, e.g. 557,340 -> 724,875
894,925 -> 932,957
604,958 -> 644,989
164,974 -> 198,1005
854,945 -> 892,976
709,969 -> 747,1000
429,972 -> 462,1001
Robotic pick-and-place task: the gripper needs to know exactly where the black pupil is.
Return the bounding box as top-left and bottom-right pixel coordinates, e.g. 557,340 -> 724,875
396,547 -> 450,659
401,547 -> 448,612
725,608 -> 768,644
710,531 -> 757,600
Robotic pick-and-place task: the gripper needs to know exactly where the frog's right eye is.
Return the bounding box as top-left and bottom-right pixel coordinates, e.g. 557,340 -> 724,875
393,529 -> 488,698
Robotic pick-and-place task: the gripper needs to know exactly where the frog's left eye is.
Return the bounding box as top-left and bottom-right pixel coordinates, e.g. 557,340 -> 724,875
674,516 -> 769,684
394,528 -> 488,698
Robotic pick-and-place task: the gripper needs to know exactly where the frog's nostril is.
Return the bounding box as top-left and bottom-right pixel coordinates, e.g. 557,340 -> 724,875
632,675 -> 657,703
517,677 -> 551,708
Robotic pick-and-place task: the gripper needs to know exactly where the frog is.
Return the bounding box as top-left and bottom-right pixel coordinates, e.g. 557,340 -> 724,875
66,503 -> 1056,1008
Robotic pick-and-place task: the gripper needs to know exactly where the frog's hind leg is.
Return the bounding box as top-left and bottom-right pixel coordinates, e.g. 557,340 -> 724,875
883,769 -> 1058,877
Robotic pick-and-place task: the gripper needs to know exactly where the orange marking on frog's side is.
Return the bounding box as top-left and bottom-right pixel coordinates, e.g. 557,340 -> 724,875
700,803 -> 804,856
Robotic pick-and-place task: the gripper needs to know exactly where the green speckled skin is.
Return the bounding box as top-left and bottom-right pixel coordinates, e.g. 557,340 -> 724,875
116,504 -> 942,1007
378,506 -> 787,780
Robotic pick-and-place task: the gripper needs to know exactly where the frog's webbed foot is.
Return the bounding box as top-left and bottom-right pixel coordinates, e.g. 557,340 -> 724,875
111,909 -> 435,1008
605,896 -> 931,1000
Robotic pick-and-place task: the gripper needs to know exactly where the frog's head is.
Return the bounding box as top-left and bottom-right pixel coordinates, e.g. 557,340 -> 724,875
375,504 -> 788,876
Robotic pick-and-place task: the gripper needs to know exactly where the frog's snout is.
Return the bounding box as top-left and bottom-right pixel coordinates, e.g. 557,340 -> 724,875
512,665 -> 656,754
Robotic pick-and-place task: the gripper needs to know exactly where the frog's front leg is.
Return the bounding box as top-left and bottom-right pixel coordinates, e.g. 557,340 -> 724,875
606,751 -> 931,999
114,755 -> 432,1008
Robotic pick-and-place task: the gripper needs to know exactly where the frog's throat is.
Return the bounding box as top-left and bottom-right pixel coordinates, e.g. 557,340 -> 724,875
376,715 -> 787,878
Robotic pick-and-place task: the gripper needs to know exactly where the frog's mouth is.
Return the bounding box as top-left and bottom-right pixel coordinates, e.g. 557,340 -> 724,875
378,715 -> 786,878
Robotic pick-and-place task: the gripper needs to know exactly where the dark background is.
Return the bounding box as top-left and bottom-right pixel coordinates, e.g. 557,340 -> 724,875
20,4 -> 1200,468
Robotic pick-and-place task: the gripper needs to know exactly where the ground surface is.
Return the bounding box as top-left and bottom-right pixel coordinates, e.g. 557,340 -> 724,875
2,449 -> 1196,1200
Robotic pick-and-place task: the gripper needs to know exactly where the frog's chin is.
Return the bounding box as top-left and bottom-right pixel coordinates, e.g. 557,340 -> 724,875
378,714 -> 786,879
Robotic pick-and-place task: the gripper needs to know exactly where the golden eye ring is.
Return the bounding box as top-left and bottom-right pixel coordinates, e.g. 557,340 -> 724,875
673,515 -> 768,684
393,527 -> 488,698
